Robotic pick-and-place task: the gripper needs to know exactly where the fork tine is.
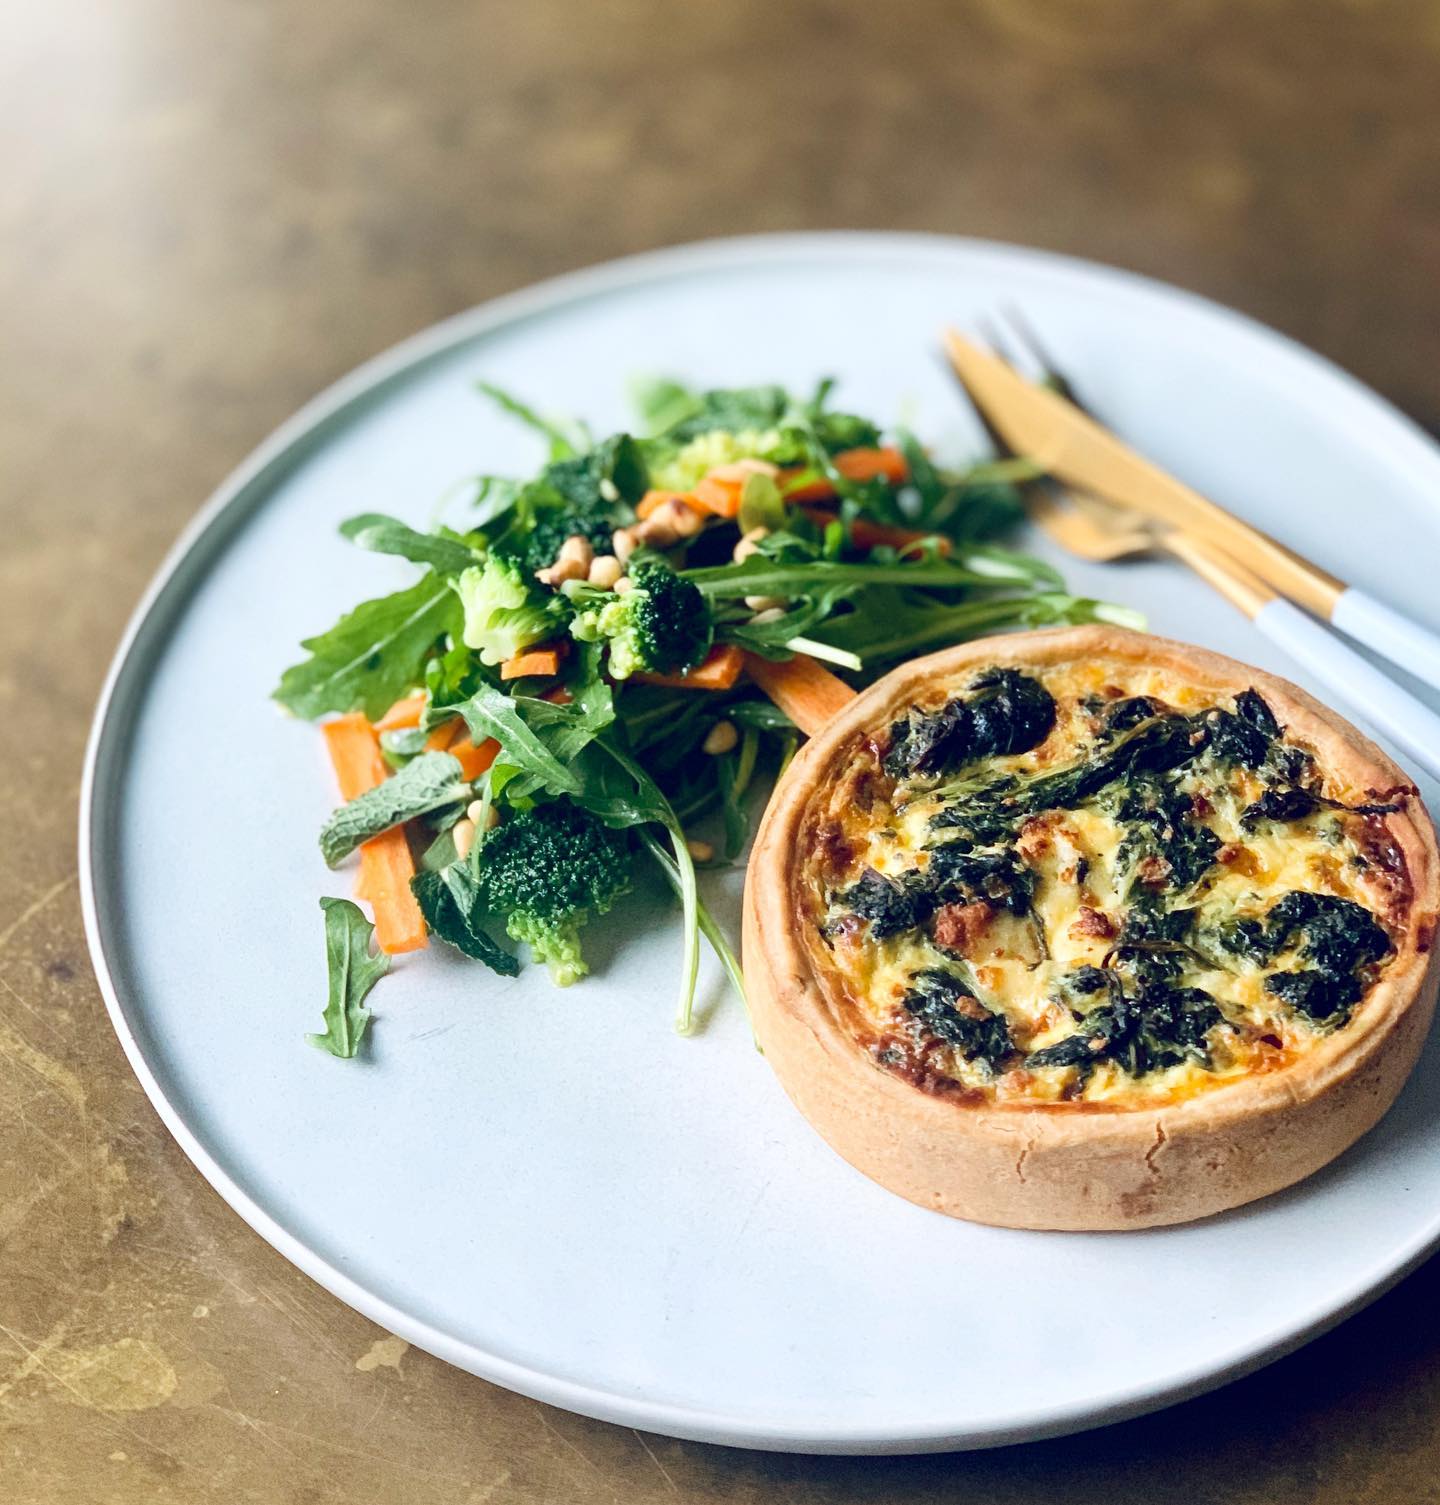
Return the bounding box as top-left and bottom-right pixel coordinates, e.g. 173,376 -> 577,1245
998,304 -> 1079,405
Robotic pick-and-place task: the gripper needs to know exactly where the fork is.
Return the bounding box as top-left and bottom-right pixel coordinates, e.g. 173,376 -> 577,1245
944,321 -> 1440,695
953,320 -> 1440,783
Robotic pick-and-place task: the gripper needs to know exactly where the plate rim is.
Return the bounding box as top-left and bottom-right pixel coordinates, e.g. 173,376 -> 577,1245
77,230 -> 1440,1454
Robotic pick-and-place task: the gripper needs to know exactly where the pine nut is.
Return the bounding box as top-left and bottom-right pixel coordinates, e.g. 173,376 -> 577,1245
614,575 -> 636,595
686,838 -> 715,863
743,594 -> 787,611
708,458 -> 780,483
588,554 -> 623,590
733,526 -> 769,563
612,529 -> 636,563
598,477 -> 620,503
557,534 -> 594,569
484,804 -> 501,830
466,799 -> 486,822
452,817 -> 477,861
538,553 -> 587,587
702,721 -> 738,756
749,606 -> 786,625
658,499 -> 704,538
636,516 -> 678,548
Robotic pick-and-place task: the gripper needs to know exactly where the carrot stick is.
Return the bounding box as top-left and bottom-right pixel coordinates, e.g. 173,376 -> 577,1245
782,445 -> 910,503
372,691 -> 425,732
689,476 -> 743,518
633,642 -> 744,691
500,646 -> 563,681
741,652 -> 856,737
322,715 -> 427,953
424,717 -> 464,751
449,735 -> 500,781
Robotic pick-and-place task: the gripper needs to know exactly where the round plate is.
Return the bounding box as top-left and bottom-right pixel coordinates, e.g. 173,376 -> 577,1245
81,233 -> 1440,1454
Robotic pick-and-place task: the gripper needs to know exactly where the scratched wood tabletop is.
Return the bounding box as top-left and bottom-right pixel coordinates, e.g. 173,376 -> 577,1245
5,1 -> 1440,1500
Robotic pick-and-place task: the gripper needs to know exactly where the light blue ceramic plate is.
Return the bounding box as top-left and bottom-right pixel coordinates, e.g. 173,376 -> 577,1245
80,234 -> 1440,1453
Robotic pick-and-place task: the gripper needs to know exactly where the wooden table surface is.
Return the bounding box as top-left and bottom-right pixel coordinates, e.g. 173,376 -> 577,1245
5,2 -> 1440,1500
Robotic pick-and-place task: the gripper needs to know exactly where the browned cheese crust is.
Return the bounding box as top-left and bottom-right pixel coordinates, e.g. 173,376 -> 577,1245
743,626 -> 1440,1230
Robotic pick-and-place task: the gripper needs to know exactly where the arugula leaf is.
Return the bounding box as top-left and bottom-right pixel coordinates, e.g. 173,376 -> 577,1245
411,868 -> 520,975
682,556 -> 999,598
442,683 -> 582,796
340,514 -> 478,575
308,898 -> 389,1059
275,573 -> 462,720
477,381 -> 583,459
320,752 -> 471,866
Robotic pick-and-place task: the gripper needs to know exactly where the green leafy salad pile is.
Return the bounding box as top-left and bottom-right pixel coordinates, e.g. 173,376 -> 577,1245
275,377 -> 1137,1058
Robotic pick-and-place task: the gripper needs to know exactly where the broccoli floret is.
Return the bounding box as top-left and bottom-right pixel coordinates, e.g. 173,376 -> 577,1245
455,555 -> 565,667
495,437 -> 647,573
474,801 -> 631,985
569,562 -> 711,679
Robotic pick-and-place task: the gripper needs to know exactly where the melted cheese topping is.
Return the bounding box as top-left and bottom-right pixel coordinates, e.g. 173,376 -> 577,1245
799,659 -> 1405,1111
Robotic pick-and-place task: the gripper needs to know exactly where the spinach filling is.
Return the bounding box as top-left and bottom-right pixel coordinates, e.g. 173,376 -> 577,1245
900,968 -> 1014,1073
830,672 -> 1396,1087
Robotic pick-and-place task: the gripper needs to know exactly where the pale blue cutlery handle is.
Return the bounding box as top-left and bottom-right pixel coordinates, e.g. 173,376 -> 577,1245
1331,587 -> 1440,694
1254,598 -> 1440,783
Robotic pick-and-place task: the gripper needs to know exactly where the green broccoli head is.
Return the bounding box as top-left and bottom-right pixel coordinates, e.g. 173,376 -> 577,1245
455,554 -> 565,667
475,800 -> 631,985
569,562 -> 712,680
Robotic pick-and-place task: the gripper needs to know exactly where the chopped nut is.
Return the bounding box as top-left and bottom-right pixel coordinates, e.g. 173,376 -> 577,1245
614,575 -> 636,595
452,817 -> 477,861
657,498 -> 704,538
612,528 -> 636,563
588,554 -> 624,590
743,594 -> 787,611
733,526 -> 769,563
749,606 -> 786,625
702,721 -> 738,756
685,838 -> 715,863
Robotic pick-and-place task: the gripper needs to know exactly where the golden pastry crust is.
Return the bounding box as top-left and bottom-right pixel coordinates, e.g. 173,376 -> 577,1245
743,626 -> 1440,1230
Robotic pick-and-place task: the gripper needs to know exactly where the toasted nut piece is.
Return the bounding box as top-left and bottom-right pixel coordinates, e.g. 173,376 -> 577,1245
537,554 -> 587,587
484,804 -> 501,830
635,514 -> 678,548
614,575 -> 636,595
708,458 -> 780,483
743,594 -> 787,611
702,720 -> 739,756
598,477 -> 620,503
588,554 -> 624,590
686,838 -> 715,863
612,528 -> 636,563
733,526 -> 769,563
558,534 -> 594,569
452,817 -> 477,861
749,606 -> 786,625
466,799 -> 486,822
658,499 -> 704,538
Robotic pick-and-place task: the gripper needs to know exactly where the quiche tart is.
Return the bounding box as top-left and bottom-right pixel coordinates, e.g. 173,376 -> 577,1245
743,626 -> 1440,1230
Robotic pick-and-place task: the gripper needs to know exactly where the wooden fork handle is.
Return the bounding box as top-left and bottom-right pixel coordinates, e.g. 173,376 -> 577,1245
742,652 -> 856,737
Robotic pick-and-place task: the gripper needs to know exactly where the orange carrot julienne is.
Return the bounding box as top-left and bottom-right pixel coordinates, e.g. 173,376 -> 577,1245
741,651 -> 856,738
782,445 -> 910,503
424,717 -> 464,752
449,735 -> 500,782
322,714 -> 427,954
499,645 -> 563,681
689,475 -> 743,518
372,691 -> 425,732
633,642 -> 744,691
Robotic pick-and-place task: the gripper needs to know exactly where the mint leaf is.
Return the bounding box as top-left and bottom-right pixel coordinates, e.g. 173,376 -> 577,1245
308,898 -> 389,1059
319,752 -> 471,867
275,573 -> 462,720
339,514 -> 478,575
411,867 -> 519,975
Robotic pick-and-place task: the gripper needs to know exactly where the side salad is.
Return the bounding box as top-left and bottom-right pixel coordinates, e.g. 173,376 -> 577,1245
275,377 -> 1137,1057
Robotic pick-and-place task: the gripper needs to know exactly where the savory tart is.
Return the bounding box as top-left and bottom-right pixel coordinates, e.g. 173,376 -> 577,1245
743,626 -> 1440,1229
